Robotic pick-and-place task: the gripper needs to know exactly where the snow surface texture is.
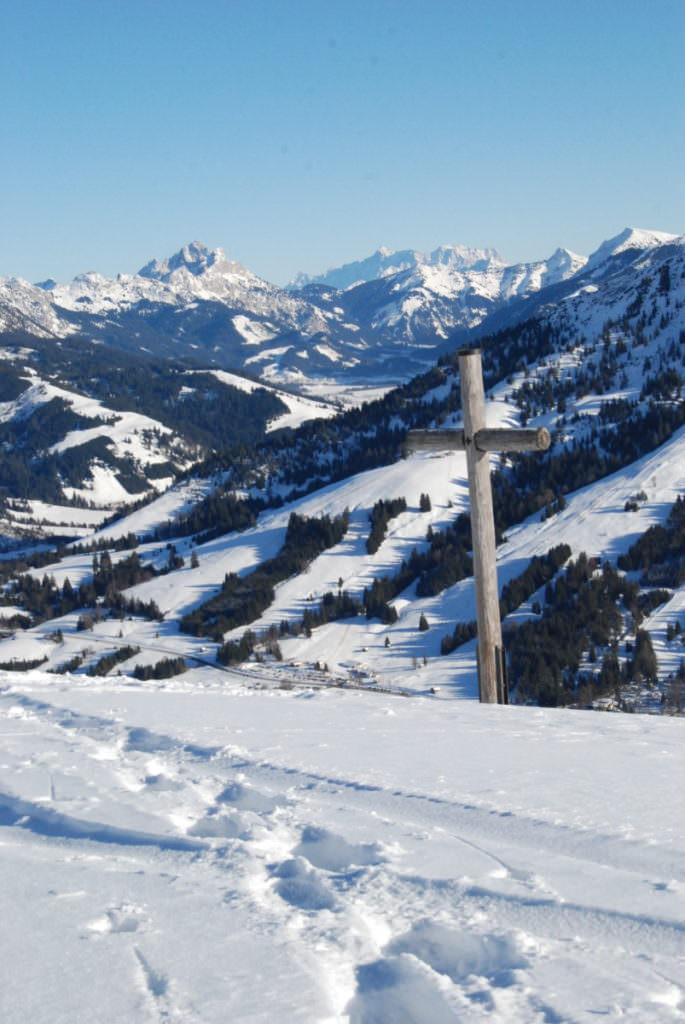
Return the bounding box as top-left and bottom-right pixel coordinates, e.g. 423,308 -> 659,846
1,673 -> 684,1022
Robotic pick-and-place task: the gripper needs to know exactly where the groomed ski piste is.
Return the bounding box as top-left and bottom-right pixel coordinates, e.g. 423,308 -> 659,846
1,399 -> 685,1020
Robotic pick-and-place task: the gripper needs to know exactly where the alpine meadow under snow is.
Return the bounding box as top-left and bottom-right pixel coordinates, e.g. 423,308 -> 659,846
3,675 -> 685,1022
1,226 -> 685,1022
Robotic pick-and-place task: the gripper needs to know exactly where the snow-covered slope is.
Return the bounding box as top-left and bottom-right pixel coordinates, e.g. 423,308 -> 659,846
2,400 -> 683,700
0,371 -> 195,540
585,226 -> 678,273
1,669 -> 684,1022
202,369 -> 340,431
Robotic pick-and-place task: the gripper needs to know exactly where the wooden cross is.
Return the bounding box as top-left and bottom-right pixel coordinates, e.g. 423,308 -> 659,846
408,348 -> 550,705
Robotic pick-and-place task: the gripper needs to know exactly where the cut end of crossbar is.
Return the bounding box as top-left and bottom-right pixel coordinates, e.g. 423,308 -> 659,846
406,428 -> 466,452
475,426 -> 551,453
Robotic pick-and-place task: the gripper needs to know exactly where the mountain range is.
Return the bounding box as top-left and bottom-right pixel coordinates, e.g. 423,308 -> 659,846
2,228 -> 676,388
0,223 -> 683,713
0,225 -> 682,520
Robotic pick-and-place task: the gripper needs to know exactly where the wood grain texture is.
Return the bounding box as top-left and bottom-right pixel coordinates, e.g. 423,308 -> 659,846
459,349 -> 503,704
406,427 -> 550,453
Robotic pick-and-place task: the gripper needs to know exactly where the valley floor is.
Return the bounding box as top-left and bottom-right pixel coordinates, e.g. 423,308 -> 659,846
1,668 -> 685,1022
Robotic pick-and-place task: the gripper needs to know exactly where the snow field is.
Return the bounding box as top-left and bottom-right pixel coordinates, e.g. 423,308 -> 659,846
1,675 -> 684,1022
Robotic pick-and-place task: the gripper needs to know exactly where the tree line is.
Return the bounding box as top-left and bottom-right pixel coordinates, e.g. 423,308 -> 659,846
181,511 -> 350,644
439,544 -> 572,657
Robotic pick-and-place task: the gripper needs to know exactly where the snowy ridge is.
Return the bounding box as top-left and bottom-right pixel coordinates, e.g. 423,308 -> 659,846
539,230 -> 685,343
289,243 -> 503,290
0,373 -> 194,536
0,277 -> 73,338
364,246 -> 588,344
2,376 -> 176,462
198,368 -> 339,431
585,226 -> 679,272
0,229 -> 678,390
49,245 -> 294,320
498,246 -> 586,298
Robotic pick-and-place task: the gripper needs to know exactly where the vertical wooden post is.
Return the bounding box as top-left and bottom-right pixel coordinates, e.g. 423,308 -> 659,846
458,348 -> 502,704
407,361 -> 548,705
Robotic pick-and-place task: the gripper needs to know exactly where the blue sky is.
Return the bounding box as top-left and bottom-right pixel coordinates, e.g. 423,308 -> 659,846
2,0 -> 683,284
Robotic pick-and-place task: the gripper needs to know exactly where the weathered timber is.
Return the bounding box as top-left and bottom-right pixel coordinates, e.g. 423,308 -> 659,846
407,426 -> 550,454
406,348 -> 550,704
407,428 -> 467,451
460,349 -> 502,703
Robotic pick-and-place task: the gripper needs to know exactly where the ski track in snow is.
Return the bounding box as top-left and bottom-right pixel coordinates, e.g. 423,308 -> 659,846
2,680 -> 685,1022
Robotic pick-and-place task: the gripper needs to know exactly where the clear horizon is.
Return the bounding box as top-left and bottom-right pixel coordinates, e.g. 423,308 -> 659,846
2,0 -> 683,286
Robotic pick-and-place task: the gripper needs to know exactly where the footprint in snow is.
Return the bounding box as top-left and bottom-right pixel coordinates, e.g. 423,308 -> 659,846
272,857 -> 337,912
293,825 -> 385,873
386,919 -> 528,985
270,825 -> 384,912
144,773 -> 184,792
346,954 -> 460,1023
187,809 -> 248,839
185,779 -> 284,838
216,780 -> 285,814
85,902 -> 146,936
125,727 -> 179,754
347,921 -> 530,1022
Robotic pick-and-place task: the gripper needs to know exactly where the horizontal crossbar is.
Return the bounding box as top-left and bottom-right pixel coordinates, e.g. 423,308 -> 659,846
406,426 -> 551,454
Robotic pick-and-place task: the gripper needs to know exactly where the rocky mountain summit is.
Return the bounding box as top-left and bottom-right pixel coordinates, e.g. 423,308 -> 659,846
3,229 -> 677,388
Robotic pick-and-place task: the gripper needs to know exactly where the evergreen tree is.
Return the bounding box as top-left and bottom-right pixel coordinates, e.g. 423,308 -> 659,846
632,629 -> 658,683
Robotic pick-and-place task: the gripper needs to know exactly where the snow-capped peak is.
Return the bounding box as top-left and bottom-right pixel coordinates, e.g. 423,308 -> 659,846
138,241 -> 254,283
290,244 -> 502,291
34,241 -> 278,319
546,247 -> 586,273
71,271 -> 112,288
586,227 -> 678,272
426,244 -> 502,273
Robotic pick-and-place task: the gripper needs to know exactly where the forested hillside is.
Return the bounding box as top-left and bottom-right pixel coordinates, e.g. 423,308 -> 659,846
0,231 -> 683,713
